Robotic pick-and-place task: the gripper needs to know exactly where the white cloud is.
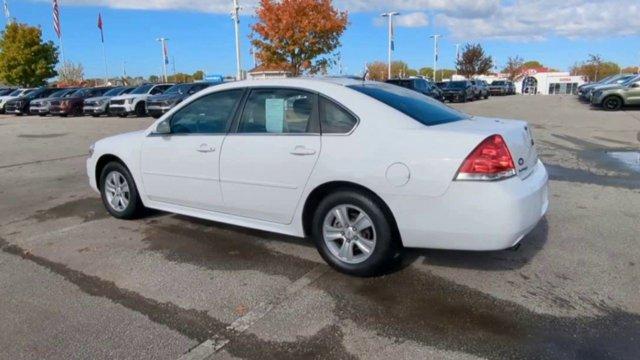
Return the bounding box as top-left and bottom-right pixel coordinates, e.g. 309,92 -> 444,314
34,0 -> 640,39
436,0 -> 640,40
396,12 -> 429,28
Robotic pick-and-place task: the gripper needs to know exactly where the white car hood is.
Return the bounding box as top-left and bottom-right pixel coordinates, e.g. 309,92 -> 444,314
111,94 -> 145,101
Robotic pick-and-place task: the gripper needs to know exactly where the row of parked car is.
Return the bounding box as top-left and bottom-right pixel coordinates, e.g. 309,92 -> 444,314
384,77 -> 516,103
0,82 -> 215,118
577,73 -> 640,111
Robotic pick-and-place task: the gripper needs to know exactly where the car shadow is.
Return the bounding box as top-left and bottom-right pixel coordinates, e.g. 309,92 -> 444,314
389,218 -> 549,273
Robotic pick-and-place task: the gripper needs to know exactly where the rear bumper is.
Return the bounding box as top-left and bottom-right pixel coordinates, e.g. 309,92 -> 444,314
391,160 -> 549,250
444,93 -> 466,102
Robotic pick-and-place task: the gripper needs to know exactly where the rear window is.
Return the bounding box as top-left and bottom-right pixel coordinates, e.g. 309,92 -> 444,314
348,83 -> 467,126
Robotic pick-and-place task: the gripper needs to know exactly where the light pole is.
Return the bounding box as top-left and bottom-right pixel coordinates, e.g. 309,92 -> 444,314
381,12 -> 399,79
232,0 -> 243,80
455,43 -> 460,75
429,34 -> 441,82
156,37 -> 169,82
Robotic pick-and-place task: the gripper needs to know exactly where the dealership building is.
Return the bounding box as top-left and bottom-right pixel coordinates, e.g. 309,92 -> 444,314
512,67 -> 586,95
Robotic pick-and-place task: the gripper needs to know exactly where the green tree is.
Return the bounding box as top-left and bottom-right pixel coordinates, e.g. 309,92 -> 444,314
522,60 -> 544,69
148,75 -> 160,83
0,22 -> 58,86
192,70 -> 205,81
456,43 -> 493,78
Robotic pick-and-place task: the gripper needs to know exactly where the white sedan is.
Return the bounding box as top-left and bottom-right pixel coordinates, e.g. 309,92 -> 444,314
87,78 -> 548,276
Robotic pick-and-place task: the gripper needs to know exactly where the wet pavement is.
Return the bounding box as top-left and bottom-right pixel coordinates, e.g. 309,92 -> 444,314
1,95 -> 639,360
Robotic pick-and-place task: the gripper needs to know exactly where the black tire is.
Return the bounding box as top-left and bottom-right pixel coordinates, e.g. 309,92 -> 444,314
602,96 -> 623,111
99,162 -> 145,219
460,96 -> 467,103
311,190 -> 399,277
91,114 -> 100,117
484,93 -> 489,99
135,102 -> 146,117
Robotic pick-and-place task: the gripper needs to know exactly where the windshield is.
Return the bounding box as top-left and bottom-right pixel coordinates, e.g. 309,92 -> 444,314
622,75 -> 640,86
49,89 -> 69,98
446,81 -> 467,89
130,84 -> 153,94
8,89 -> 22,96
164,84 -> 192,94
103,87 -> 125,96
491,81 -> 506,85
348,83 -> 467,126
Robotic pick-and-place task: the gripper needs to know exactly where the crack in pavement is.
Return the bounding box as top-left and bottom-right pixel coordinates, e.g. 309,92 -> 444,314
0,154 -> 88,170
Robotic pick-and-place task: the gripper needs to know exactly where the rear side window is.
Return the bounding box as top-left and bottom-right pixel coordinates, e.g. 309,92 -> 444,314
320,97 -> 357,134
348,83 -> 467,126
238,89 -> 315,134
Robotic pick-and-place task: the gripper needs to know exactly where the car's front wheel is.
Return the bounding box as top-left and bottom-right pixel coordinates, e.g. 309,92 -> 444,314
602,96 -> 623,111
311,190 -> 398,277
99,162 -> 145,219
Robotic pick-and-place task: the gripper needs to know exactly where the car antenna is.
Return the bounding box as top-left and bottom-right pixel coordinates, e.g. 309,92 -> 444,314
362,70 -> 369,84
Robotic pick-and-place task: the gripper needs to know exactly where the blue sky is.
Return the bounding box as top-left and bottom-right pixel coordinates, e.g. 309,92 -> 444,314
2,0 -> 639,79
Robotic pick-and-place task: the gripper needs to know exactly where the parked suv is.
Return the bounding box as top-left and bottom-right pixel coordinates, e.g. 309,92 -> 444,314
442,80 -> 475,102
4,87 -> 60,115
29,88 -> 78,116
83,86 -> 135,117
591,76 -> 640,111
578,74 -> 635,101
146,83 -> 212,118
385,78 -> 444,102
489,80 -> 510,95
109,83 -> 173,117
49,87 -> 113,117
0,88 -> 17,96
0,88 -> 35,113
470,80 -> 490,99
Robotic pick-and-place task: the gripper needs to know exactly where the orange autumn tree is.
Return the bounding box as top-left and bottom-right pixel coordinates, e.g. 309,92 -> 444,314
251,0 -> 348,76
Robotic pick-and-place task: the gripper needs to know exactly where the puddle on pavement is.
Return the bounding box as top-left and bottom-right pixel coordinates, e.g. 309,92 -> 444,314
28,197 -> 109,223
606,151 -> 640,173
18,133 -> 68,139
142,220 -> 317,281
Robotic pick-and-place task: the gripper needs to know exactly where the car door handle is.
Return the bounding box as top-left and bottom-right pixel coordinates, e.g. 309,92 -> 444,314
290,146 -> 316,156
197,144 -> 216,153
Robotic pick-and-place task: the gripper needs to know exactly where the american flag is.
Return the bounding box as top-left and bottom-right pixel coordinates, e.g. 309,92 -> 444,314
97,13 -> 104,43
52,0 -> 61,39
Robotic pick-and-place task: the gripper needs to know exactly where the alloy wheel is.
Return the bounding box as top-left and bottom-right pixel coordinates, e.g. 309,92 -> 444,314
322,204 -> 377,264
104,171 -> 130,212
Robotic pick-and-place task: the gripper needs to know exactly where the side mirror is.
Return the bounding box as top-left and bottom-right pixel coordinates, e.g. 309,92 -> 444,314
155,119 -> 171,134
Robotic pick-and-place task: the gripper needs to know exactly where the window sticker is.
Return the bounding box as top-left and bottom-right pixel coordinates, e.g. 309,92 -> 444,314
265,98 -> 285,133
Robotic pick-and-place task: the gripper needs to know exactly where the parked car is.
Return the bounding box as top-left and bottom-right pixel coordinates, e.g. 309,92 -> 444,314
87,78 -> 548,276
489,80 -> 511,96
146,82 -> 213,118
442,80 -> 475,102
4,88 -> 61,115
578,74 -> 635,101
109,83 -> 173,117
0,88 -> 35,113
0,88 -> 17,96
385,78 -> 444,102
49,87 -> 113,117
83,86 -> 135,117
591,76 -> 640,111
470,80 -> 490,99
29,88 -> 78,116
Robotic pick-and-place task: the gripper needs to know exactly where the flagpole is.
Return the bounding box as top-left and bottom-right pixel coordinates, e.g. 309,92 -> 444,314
101,40 -> 108,85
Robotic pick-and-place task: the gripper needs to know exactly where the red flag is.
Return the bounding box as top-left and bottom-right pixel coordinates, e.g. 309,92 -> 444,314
52,0 -> 61,39
97,13 -> 104,43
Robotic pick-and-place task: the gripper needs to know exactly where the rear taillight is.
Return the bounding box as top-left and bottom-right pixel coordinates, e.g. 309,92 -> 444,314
455,135 -> 516,181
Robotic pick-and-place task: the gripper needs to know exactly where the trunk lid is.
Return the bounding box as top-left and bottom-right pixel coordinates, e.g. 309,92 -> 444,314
437,116 -> 538,179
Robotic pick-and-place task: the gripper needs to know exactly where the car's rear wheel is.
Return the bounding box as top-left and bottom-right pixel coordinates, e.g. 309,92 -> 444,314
311,190 -> 398,277
99,162 -> 145,219
602,96 -> 623,111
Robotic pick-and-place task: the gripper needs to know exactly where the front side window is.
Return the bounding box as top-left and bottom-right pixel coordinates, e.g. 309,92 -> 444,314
349,83 -> 467,126
238,89 -> 315,134
320,97 -> 357,134
170,90 -> 244,134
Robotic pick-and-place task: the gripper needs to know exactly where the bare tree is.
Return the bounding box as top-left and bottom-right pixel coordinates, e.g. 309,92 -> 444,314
57,61 -> 84,86
588,54 -> 604,82
503,56 -> 524,81
456,43 -> 493,79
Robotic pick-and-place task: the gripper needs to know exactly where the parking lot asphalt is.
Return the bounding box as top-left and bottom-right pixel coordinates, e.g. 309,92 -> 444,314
1,95 -> 639,360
